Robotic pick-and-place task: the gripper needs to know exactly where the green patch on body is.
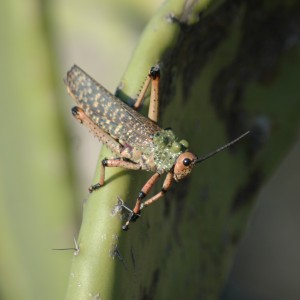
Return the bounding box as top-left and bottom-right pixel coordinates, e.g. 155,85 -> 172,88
152,129 -> 189,172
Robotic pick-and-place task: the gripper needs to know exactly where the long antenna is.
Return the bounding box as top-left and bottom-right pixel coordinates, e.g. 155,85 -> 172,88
195,131 -> 250,164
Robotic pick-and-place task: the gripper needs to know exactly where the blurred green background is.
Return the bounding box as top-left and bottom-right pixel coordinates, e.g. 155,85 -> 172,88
0,0 -> 300,299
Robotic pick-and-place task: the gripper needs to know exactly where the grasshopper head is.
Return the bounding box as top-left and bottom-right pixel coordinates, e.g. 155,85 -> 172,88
173,152 -> 197,182
173,131 -> 250,182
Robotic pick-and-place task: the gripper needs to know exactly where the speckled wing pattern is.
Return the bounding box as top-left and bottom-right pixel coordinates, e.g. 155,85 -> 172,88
65,65 -> 162,152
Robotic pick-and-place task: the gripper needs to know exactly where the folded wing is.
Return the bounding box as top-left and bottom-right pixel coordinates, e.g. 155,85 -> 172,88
65,65 -> 161,151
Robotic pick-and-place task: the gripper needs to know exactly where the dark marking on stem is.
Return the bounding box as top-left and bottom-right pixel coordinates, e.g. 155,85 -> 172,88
130,247 -> 136,271
164,177 -> 192,245
159,1 -> 242,114
140,269 -> 160,300
231,168 -> 264,214
160,0 -> 300,144
210,1 -> 300,140
110,236 -> 128,271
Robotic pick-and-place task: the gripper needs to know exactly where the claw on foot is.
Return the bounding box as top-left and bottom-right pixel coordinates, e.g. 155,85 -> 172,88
129,212 -> 140,222
116,196 -> 141,231
89,183 -> 102,193
122,211 -> 141,231
122,224 -> 130,231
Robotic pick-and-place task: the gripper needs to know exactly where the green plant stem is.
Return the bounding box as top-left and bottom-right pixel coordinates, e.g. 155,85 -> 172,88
65,1 -> 216,299
120,0 -> 212,98
65,0 -> 300,299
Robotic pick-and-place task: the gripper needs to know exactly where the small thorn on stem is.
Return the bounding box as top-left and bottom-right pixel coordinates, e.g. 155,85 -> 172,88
116,197 -> 141,231
52,236 -> 80,255
73,236 -> 80,255
116,196 -> 133,213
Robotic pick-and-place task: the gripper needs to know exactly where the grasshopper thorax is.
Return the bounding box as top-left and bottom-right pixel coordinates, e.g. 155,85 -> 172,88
173,152 -> 197,182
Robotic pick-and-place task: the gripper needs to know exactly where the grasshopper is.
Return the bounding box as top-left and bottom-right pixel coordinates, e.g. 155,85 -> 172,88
65,65 -> 249,230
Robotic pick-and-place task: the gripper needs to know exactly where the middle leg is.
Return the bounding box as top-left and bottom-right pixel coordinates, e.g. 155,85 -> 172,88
89,158 -> 141,192
122,171 -> 174,230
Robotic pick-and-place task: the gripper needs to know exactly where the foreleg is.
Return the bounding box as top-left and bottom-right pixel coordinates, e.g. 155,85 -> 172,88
122,171 -> 173,231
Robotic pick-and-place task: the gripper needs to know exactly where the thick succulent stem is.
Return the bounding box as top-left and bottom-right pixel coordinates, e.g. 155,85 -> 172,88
65,1 -> 216,299
65,0 -> 300,299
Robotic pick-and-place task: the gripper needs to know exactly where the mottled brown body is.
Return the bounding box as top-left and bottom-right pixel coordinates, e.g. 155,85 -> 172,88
66,65 -> 163,173
65,65 -> 249,230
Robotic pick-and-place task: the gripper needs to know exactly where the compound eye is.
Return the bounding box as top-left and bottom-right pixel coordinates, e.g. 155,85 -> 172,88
183,158 -> 192,166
